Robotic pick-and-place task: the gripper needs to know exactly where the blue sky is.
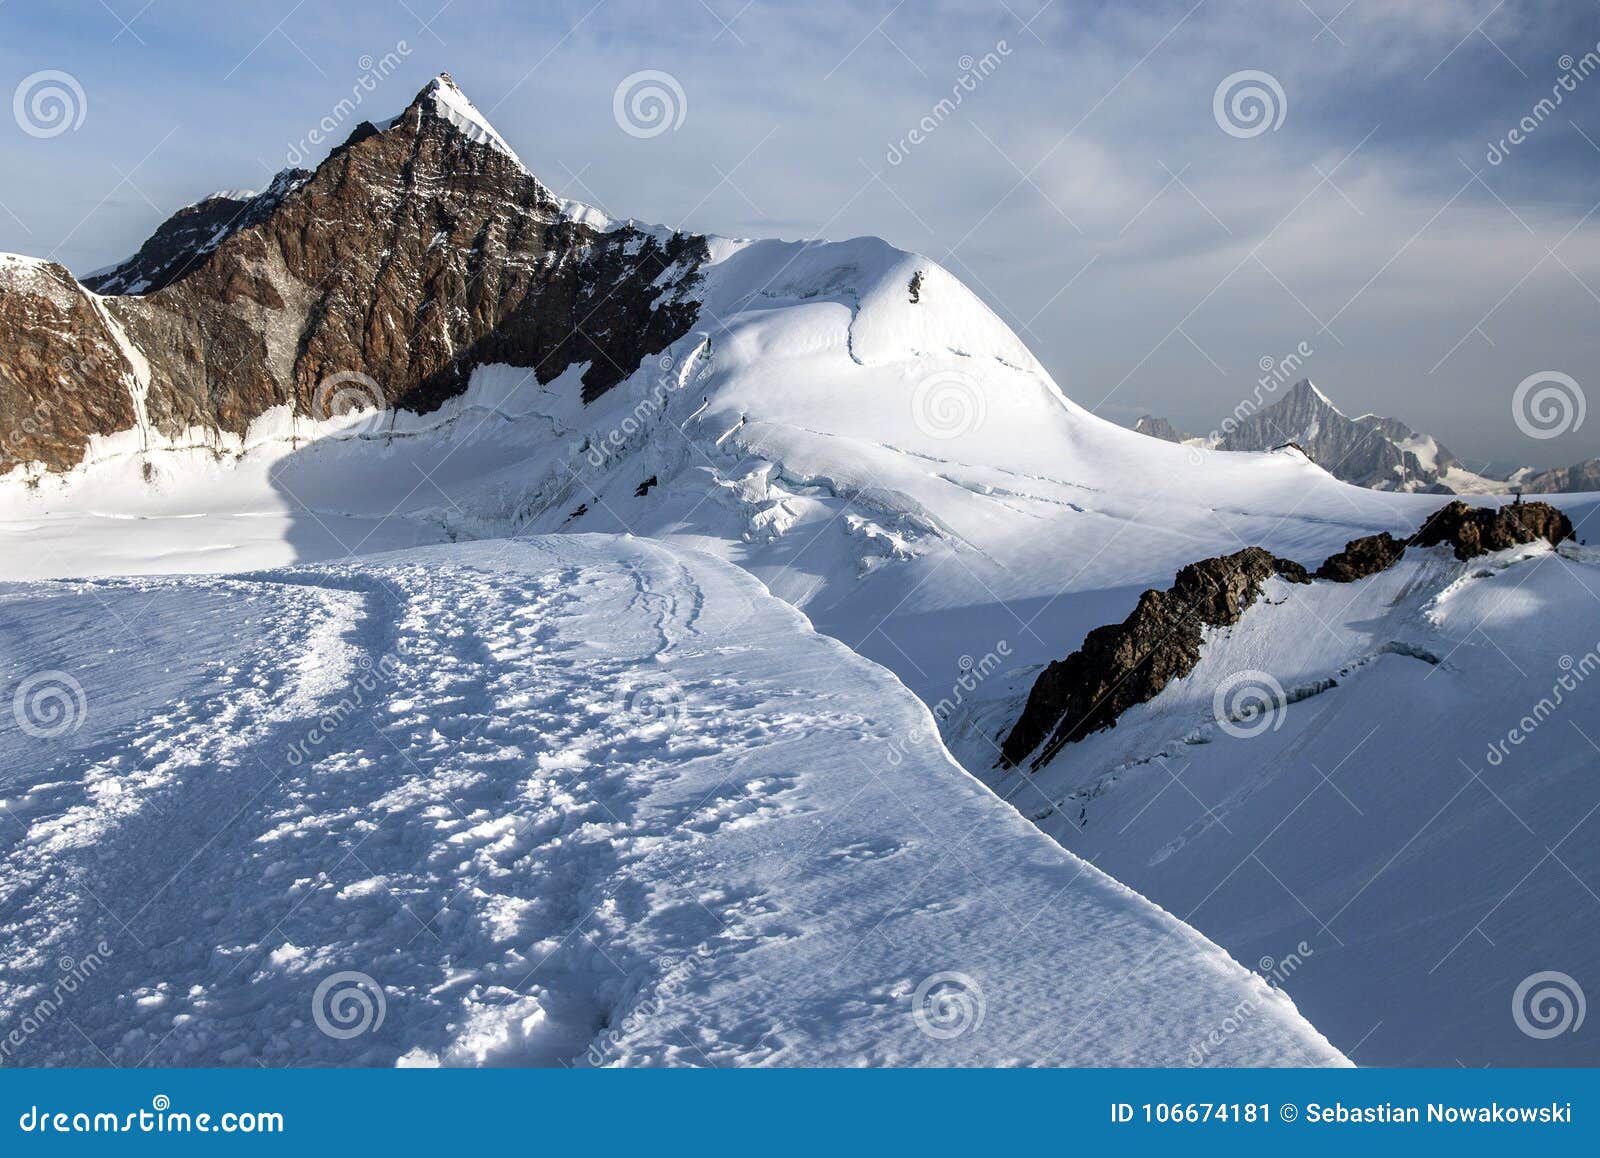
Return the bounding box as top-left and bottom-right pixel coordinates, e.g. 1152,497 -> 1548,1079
2,0 -> 1599,466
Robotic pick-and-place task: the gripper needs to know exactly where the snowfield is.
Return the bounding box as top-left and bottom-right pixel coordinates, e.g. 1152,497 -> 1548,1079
0,535 -> 1344,1066
3,77 -> 1596,1068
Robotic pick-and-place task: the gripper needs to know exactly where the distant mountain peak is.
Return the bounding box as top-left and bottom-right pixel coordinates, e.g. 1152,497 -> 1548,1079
1135,380 -> 1599,496
1133,414 -> 1190,444
1287,377 -> 1340,413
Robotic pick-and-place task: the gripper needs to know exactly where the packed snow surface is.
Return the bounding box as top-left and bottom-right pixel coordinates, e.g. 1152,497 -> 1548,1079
970,540 -> 1600,1065
0,535 -> 1343,1066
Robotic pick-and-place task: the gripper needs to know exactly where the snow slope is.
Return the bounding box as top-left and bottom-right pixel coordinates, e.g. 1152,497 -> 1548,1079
970,539 -> 1600,1065
1,228 -> 1519,712
0,534 -> 1343,1066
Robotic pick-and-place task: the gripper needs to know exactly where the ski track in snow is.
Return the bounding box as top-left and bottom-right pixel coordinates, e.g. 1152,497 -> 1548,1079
0,535 -> 1343,1067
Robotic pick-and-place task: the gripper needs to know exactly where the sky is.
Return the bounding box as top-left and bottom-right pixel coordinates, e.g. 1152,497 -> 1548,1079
2,0 -> 1599,469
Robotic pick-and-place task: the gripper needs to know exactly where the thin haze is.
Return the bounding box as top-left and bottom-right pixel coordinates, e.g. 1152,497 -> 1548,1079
2,0 -> 1598,468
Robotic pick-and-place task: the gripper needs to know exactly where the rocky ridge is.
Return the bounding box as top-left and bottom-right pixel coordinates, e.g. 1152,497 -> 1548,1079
1000,501 -> 1574,769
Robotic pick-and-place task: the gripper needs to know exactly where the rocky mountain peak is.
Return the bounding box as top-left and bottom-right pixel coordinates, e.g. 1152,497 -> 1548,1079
1132,414 -> 1188,443
1123,377 -> 1460,492
1283,378 -> 1338,412
2,70 -> 710,476
398,72 -> 526,170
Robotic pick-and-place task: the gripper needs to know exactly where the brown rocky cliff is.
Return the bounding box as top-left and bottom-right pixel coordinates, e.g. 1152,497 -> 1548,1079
0,256 -> 140,473
999,547 -> 1300,768
0,75 -> 708,475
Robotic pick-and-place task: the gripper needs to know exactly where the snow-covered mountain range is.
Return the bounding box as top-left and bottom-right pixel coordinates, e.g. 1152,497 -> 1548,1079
2,74 -> 1596,1067
1134,378 -> 1599,495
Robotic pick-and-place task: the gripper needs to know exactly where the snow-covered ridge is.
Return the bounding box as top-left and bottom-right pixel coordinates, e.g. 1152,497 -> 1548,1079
408,73 -> 628,236
0,251 -> 66,296
423,73 -> 521,165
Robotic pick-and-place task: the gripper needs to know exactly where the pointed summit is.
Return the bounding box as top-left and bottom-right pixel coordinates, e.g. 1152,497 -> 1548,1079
403,71 -> 522,166
1285,378 -> 1341,414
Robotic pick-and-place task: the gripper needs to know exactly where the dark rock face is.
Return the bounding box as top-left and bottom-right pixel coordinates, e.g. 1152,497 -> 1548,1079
1411,499 -> 1573,560
0,75 -> 708,475
1215,380 -> 1457,491
82,169 -> 310,296
1273,557 -> 1312,584
1315,500 -> 1571,580
0,258 -> 139,473
999,547 -> 1297,768
1314,532 -> 1407,582
1133,414 -> 1188,443
1001,501 -> 1575,770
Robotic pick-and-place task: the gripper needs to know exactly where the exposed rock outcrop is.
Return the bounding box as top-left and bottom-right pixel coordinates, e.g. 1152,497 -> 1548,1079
1315,500 -> 1572,581
0,74 -> 708,476
1001,501 -> 1574,769
0,255 -> 141,473
999,547 -> 1307,768
1411,499 -> 1573,559
1313,532 -> 1408,582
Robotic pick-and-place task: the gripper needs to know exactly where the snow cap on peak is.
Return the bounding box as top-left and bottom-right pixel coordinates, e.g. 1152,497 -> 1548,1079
1288,378 -> 1343,414
397,72 -> 619,231
413,71 -> 522,166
